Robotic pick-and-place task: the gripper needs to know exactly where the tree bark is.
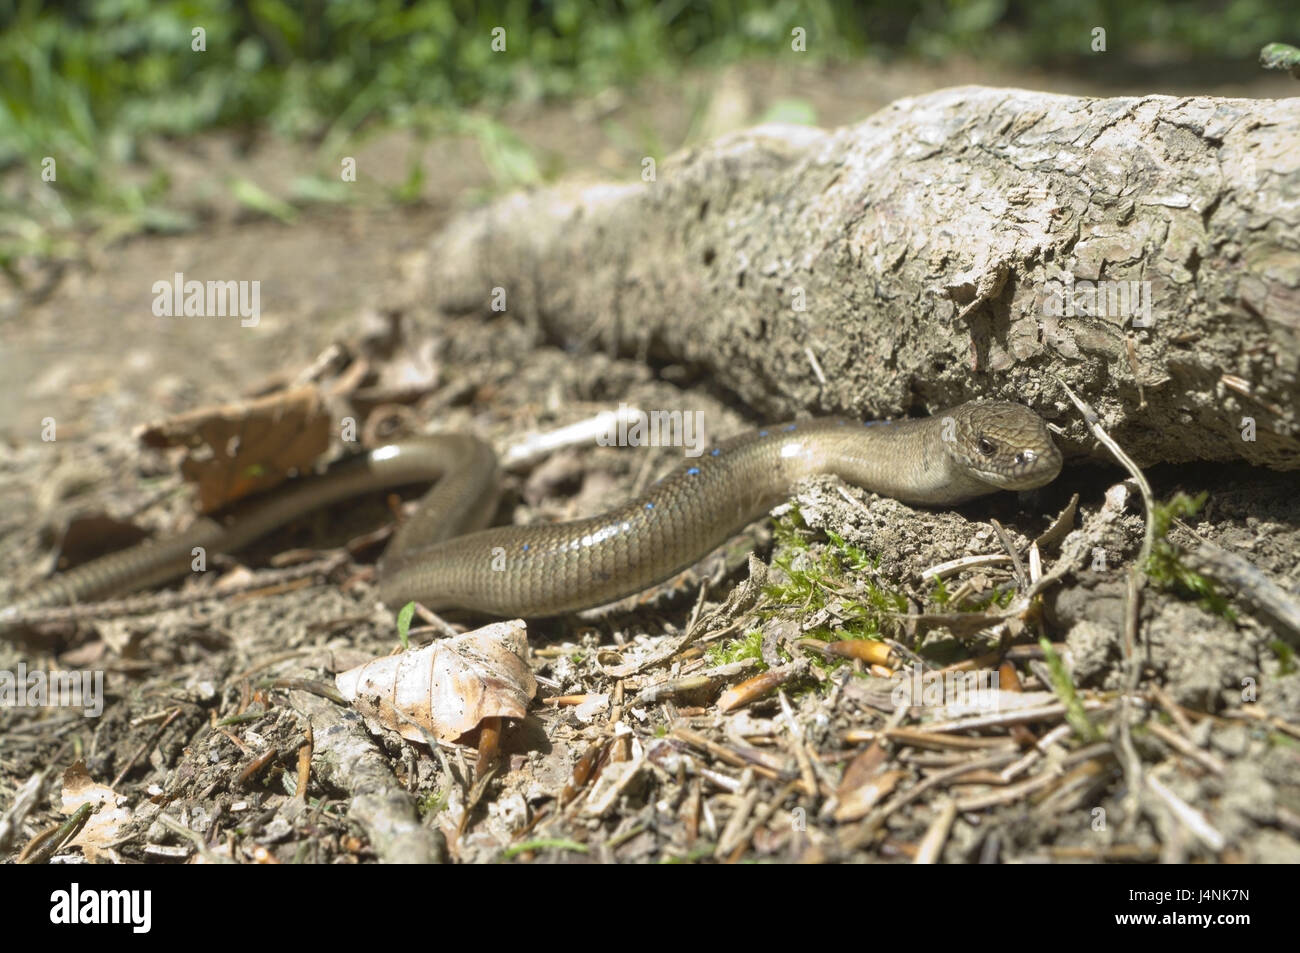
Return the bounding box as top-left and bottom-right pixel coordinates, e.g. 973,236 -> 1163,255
426,85 -> 1300,470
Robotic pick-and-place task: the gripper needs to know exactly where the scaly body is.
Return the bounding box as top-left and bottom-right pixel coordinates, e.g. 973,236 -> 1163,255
2,401 -> 1061,622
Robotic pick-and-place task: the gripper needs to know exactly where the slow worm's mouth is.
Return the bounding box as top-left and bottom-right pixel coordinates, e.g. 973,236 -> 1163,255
970,448 -> 1063,491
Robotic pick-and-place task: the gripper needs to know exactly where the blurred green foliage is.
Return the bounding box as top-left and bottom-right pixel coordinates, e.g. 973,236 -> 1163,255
0,0 -> 1290,267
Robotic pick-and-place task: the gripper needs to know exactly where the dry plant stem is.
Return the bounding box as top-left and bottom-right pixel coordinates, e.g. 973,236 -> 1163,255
111,707 -> 183,789
922,699 -> 1109,734
295,721 -> 313,802
999,723 -> 1073,782
156,813 -> 234,864
724,779 -> 800,863
989,518 -> 1027,590
1146,721 -> 1225,775
1049,844 -> 1161,861
500,406 -> 647,469
843,727 -> 1016,750
914,797 -> 958,864
954,742 -> 1113,812
1056,380 -> 1156,568
1056,380 -> 1153,835
1150,684 -> 1197,737
715,784 -> 762,860
778,689 -> 822,799
1185,537 -> 1300,640
0,770 -> 50,854
920,553 -> 1013,582
237,748 -> 278,785
1221,705 -> 1300,738
1146,772 -> 1226,853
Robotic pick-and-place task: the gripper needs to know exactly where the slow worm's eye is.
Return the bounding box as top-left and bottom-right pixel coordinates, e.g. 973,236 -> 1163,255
976,436 -> 996,457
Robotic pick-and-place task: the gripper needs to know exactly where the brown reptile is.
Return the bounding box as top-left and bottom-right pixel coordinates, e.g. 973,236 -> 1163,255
1,401 -> 1061,626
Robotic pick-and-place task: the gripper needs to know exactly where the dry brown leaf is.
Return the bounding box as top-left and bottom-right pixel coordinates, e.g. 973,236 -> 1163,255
60,761 -> 132,863
137,385 -> 331,512
335,619 -> 537,744
837,741 -> 888,799
834,769 -> 907,823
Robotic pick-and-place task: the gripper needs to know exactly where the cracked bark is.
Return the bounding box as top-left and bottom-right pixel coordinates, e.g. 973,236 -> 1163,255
425,85 -> 1300,471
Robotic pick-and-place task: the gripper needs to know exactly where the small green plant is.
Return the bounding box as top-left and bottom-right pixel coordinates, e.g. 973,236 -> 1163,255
1039,637 -> 1101,742
418,788 -> 449,816
1145,492 -> 1234,619
396,602 -> 417,649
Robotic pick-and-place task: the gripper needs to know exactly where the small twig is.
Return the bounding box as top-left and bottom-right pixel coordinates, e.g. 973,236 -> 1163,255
1055,380 -> 1156,568
1150,684 -> 1197,737
804,347 -> 828,387
920,699 -> 1110,734
236,747 -> 280,786
1055,380 -> 1153,834
500,405 -> 647,470
843,727 -> 1015,750
777,689 -> 821,799
295,720 -> 313,803
156,813 -> 235,864
1146,772 -> 1226,853
111,707 -> 182,789
920,553 -> 1013,582
1147,721 -> 1226,776
0,769 -> 50,854
848,749 -> 1020,848
914,797 -> 958,864
989,519 -> 1028,590
955,743 -> 1112,812
999,723 -> 1072,782
1184,538 -> 1300,642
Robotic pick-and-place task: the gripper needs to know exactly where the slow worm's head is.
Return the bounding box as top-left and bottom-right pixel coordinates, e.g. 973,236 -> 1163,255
943,402 -> 1062,492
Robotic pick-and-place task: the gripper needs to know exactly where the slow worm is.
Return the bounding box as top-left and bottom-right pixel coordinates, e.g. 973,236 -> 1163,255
2,401 -> 1061,623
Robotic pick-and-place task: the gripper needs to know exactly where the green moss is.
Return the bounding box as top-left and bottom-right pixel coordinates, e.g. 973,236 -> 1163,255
961,586 -> 1016,612
771,505 -> 812,552
927,575 -> 1015,614
1144,492 -> 1235,620
706,629 -> 766,668
760,517 -> 908,680
1271,640 -> 1297,676
418,788 -> 449,817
